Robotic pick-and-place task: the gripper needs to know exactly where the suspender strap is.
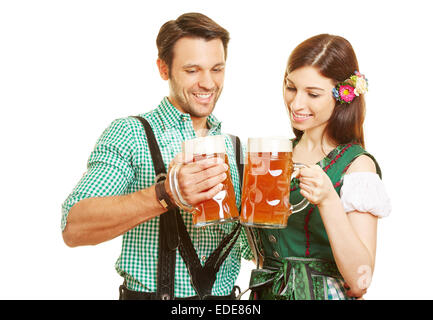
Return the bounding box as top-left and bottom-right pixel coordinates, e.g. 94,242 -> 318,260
228,134 -> 243,186
132,116 -> 179,251
132,116 -> 179,300
177,217 -> 241,299
132,116 -> 243,299
178,133 -> 243,299
133,116 -> 167,183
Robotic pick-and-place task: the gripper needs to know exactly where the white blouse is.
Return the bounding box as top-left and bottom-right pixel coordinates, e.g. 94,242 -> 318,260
340,172 -> 391,218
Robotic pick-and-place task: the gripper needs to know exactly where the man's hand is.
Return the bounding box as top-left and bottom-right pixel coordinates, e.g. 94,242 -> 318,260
165,154 -> 228,208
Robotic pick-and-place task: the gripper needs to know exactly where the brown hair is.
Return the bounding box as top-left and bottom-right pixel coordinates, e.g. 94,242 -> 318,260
156,12 -> 230,73
285,34 -> 365,148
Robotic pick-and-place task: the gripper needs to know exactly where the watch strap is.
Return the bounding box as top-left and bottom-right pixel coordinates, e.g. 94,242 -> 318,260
155,180 -> 176,211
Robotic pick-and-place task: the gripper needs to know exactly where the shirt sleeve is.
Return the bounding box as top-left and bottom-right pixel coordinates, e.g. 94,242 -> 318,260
340,172 -> 391,218
61,118 -> 137,231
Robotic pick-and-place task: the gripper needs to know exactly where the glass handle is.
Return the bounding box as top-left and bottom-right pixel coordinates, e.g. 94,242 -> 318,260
290,163 -> 310,214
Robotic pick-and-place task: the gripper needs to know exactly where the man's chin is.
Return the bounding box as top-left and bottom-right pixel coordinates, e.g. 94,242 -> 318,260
189,103 -> 216,118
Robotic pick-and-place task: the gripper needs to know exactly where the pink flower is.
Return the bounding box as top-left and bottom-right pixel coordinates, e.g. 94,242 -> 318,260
339,85 -> 356,102
354,71 -> 365,79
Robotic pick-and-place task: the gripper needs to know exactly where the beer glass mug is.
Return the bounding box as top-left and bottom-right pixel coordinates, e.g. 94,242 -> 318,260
240,137 -> 309,228
182,135 -> 239,227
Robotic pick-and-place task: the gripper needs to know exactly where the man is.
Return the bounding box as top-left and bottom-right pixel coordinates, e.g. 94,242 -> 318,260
61,12 -> 252,299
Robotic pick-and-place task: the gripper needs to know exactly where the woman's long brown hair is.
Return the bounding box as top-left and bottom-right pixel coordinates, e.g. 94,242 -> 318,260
285,34 -> 365,148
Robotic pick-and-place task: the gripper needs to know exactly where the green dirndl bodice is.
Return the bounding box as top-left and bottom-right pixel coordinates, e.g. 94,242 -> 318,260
248,143 -> 381,300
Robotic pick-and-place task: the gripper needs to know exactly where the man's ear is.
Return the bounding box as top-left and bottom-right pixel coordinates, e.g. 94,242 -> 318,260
156,58 -> 169,80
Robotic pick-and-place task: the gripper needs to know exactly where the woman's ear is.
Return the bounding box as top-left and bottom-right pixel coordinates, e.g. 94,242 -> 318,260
156,58 -> 169,80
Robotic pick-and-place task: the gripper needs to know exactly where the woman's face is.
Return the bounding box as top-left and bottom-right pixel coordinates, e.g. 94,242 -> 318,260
284,66 -> 336,134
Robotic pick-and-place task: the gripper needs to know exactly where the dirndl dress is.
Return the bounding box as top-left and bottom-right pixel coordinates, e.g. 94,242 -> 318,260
248,142 -> 390,300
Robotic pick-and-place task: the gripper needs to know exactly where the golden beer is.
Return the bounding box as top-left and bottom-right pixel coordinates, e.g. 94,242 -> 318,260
240,137 -> 308,228
183,136 -> 239,227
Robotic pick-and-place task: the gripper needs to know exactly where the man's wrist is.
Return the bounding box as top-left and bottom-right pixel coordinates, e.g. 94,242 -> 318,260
167,164 -> 195,212
155,179 -> 177,211
164,178 -> 176,206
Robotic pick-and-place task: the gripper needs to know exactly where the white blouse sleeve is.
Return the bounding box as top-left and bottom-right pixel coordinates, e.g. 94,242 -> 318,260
340,172 -> 391,218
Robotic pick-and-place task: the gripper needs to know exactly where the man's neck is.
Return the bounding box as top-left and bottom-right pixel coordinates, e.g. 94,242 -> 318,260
165,96 -> 211,137
192,116 -> 210,137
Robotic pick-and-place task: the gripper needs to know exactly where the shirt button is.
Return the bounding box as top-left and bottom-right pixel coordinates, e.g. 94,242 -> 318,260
273,251 -> 280,258
201,255 -> 206,262
269,235 -> 277,243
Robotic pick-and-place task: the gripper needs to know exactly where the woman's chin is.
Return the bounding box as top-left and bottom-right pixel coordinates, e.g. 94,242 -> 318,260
291,121 -> 307,131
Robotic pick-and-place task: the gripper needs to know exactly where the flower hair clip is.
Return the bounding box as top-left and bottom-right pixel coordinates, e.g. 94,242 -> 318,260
332,71 -> 368,104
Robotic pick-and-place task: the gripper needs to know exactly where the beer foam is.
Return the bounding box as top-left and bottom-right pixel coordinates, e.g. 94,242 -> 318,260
183,135 -> 226,156
247,137 -> 292,153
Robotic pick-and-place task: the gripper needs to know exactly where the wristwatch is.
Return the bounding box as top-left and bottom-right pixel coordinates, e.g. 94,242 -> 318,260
155,179 -> 176,211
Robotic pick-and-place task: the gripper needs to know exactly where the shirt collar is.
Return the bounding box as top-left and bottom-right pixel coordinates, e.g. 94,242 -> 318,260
157,96 -> 222,132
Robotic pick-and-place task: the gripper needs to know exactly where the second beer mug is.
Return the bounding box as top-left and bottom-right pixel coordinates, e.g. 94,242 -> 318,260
240,137 -> 309,229
182,135 -> 239,227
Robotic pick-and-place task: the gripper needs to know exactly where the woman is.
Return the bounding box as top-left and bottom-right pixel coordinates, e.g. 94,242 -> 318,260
248,34 -> 391,300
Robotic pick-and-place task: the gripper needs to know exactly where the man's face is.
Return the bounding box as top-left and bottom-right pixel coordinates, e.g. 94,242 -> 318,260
166,37 -> 225,119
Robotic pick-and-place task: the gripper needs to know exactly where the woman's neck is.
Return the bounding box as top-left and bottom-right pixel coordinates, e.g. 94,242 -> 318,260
297,128 -> 337,159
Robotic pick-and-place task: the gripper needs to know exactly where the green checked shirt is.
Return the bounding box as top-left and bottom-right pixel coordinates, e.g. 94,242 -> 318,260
61,97 -> 253,297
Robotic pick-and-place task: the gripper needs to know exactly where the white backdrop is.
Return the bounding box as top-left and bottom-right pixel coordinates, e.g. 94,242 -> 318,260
1,0 -> 432,299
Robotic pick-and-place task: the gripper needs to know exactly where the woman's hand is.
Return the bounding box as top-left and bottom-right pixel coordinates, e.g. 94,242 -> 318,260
298,164 -> 337,206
